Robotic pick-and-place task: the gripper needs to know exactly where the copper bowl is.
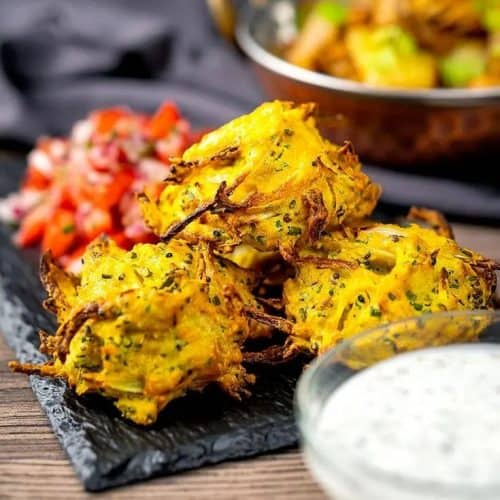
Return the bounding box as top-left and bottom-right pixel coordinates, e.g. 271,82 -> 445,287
236,0 -> 500,167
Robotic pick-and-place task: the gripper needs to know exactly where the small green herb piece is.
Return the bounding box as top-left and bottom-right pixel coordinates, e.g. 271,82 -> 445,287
62,224 -> 75,234
287,226 -> 302,236
160,275 -> 175,289
299,307 -> 308,321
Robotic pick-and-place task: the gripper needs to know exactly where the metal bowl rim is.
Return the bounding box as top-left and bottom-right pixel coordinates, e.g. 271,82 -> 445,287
237,7 -> 500,107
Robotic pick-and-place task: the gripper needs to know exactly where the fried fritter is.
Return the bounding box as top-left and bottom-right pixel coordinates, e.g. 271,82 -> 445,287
139,101 -> 380,254
402,0 -> 483,53
10,238 -> 270,425
250,223 -> 498,356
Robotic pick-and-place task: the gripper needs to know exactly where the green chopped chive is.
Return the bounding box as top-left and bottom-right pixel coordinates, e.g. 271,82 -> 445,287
299,307 -> 307,321
287,226 -> 302,236
160,275 -> 175,289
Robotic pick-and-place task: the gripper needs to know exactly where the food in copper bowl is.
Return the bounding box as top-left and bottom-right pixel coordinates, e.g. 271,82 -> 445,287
236,0 -> 500,166
287,0 -> 500,89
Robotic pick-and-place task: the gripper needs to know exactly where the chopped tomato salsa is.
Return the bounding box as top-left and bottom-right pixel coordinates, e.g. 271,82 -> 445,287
0,102 -> 193,271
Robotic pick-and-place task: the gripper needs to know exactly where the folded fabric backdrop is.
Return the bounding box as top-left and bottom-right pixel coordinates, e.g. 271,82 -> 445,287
0,0 -> 498,221
0,0 -> 261,139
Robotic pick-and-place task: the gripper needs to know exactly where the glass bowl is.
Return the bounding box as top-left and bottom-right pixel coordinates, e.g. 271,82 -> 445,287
296,310 -> 500,500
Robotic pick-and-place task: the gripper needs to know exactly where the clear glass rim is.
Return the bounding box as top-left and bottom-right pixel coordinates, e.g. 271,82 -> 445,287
295,309 -> 500,497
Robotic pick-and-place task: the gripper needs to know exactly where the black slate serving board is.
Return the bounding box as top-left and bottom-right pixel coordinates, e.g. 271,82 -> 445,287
0,149 -> 300,491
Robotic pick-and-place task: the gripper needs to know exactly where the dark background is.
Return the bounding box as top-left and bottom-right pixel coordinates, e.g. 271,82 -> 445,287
0,0 -> 261,144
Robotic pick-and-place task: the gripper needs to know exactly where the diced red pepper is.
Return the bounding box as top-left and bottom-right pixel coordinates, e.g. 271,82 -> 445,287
15,202 -> 51,247
147,102 -> 180,140
41,209 -> 77,258
70,168 -> 135,210
22,167 -> 51,191
92,108 -> 129,136
78,208 -> 113,241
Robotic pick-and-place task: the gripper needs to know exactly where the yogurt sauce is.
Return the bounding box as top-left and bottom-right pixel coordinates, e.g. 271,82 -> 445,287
309,345 -> 500,500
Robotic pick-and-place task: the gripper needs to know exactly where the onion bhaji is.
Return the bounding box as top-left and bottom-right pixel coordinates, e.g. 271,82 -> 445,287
139,101 -> 381,254
248,223 -> 499,356
10,237 -> 270,425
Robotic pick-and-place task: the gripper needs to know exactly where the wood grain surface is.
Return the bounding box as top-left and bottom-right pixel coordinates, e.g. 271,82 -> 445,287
1,223 -> 499,500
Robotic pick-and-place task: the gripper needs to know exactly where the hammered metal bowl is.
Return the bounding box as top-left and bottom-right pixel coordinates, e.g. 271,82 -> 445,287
236,0 -> 500,167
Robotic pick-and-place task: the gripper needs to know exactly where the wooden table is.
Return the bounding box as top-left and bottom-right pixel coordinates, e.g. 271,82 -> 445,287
1,223 -> 499,500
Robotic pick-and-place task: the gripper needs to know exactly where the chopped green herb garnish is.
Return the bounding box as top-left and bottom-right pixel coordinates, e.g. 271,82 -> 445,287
287,226 -> 302,236
160,275 -> 175,289
299,307 -> 307,321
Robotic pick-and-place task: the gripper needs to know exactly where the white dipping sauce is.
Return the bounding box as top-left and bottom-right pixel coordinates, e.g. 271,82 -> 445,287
307,345 -> 500,500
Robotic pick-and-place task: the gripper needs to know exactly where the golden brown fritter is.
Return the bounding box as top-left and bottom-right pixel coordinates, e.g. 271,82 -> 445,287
402,0 -> 483,53
139,101 -> 380,255
10,238 -> 270,425
249,223 -> 498,356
